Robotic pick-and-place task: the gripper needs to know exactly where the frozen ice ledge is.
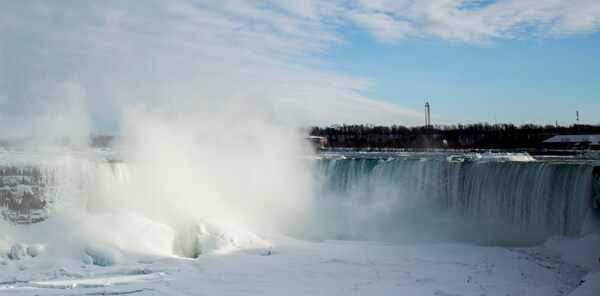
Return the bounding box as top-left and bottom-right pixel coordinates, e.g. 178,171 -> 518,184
0,154 -> 126,224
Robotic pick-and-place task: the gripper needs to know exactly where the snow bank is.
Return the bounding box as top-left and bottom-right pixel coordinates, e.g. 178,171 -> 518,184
545,233 -> 600,273
2,235 -> 582,295
1,203 -> 270,268
568,272 -> 600,296
80,212 -> 175,261
174,219 -> 270,257
447,152 -> 535,162
84,243 -> 121,266
0,211 -> 175,270
474,152 -> 535,162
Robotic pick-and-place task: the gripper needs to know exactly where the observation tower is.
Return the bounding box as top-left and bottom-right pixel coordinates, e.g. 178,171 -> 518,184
425,102 -> 431,127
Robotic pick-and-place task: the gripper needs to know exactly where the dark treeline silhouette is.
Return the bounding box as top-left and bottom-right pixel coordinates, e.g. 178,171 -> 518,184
310,123 -> 600,150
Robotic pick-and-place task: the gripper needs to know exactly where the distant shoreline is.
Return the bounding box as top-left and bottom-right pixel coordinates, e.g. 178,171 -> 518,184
316,147 -> 600,156
310,123 -> 600,150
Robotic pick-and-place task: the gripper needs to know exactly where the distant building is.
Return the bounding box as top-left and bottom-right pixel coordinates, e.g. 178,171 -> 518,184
307,136 -> 328,149
542,135 -> 600,150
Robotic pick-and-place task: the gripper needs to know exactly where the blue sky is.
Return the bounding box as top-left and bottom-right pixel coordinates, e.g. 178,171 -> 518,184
1,0 -> 600,136
327,31 -> 600,125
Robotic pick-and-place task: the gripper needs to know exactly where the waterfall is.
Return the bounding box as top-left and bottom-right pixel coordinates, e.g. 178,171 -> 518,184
316,157 -> 594,244
1,152 -> 596,246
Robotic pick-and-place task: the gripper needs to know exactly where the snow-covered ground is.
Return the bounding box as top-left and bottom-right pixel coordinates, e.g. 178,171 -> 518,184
1,218 -> 598,296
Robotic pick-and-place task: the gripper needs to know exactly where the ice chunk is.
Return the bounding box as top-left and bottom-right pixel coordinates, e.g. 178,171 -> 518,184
196,219 -> 270,255
174,219 -> 270,257
26,244 -> 44,257
81,253 -> 93,265
8,243 -> 28,260
84,243 -> 121,266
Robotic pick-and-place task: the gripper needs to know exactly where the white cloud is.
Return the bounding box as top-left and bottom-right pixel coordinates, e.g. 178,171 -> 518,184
345,0 -> 600,43
346,11 -> 413,42
0,0 -> 599,135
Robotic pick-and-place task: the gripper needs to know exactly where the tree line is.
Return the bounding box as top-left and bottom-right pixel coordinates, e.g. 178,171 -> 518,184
309,123 -> 600,149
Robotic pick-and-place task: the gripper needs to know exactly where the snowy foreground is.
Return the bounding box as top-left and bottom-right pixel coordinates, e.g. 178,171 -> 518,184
2,223 -> 599,296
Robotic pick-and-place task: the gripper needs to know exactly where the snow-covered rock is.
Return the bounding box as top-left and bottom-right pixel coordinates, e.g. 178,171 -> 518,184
82,213 -> 175,258
4,242 -> 44,260
8,243 -> 28,260
26,244 -> 44,257
81,252 -> 94,265
84,243 -> 121,266
174,219 -> 270,257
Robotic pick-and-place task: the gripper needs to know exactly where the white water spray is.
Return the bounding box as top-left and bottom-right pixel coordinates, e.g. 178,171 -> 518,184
1,103 -> 317,261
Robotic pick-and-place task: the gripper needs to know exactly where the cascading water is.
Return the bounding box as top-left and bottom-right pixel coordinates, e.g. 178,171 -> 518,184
315,155 -> 595,245
593,163 -> 600,208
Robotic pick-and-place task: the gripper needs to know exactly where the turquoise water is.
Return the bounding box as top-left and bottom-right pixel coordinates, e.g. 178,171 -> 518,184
315,154 -> 595,244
